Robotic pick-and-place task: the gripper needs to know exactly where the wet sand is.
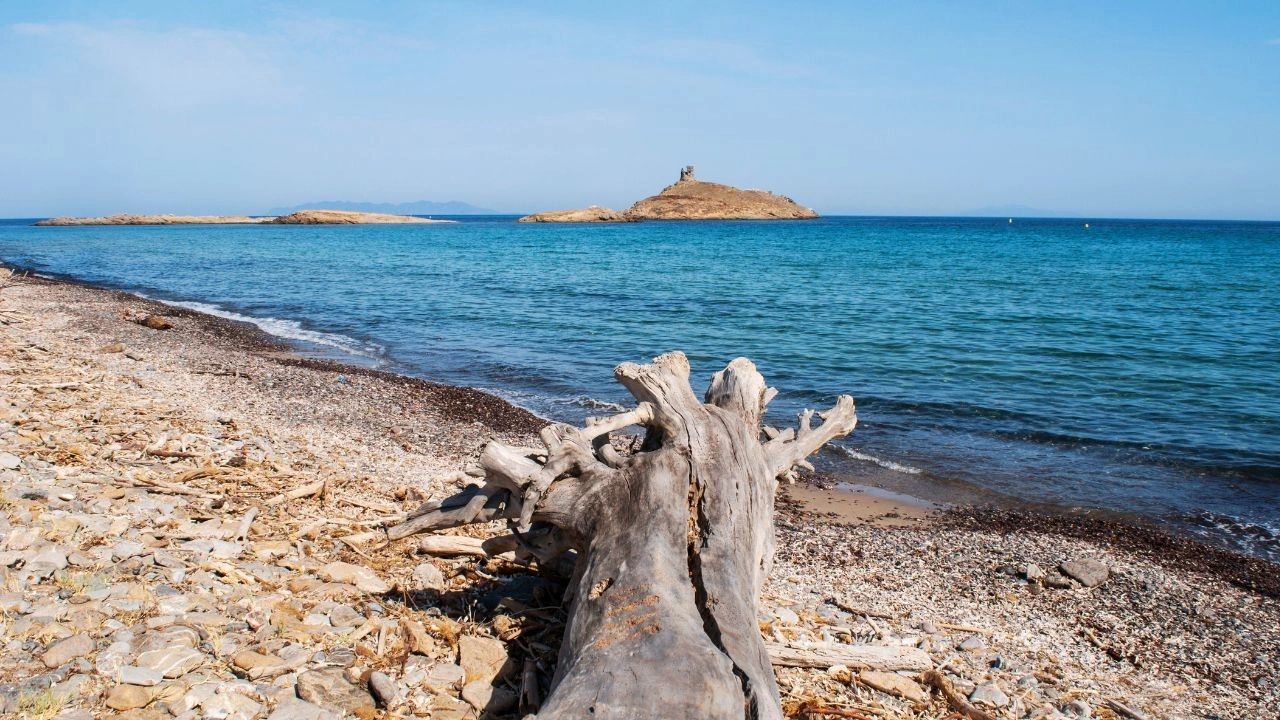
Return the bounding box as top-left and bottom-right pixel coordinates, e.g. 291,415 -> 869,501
783,481 -> 937,528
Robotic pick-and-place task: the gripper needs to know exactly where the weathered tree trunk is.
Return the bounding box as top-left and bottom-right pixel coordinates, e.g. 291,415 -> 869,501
388,352 -> 857,719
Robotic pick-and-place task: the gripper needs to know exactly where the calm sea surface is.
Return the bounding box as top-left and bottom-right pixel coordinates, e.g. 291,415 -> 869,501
3,216 -> 1278,559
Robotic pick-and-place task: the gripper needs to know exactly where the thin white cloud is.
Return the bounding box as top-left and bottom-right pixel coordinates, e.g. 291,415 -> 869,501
9,21 -> 288,109
1268,37 -> 1280,45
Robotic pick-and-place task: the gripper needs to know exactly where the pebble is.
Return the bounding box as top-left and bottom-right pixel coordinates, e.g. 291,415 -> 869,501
958,634 -> 986,651
319,562 -> 391,594
772,607 -> 801,625
858,670 -> 926,702
459,635 -> 512,685
412,562 -> 445,591
267,698 -> 342,720
232,650 -> 282,672
40,633 -> 94,668
296,668 -> 375,714
0,453 -> 20,470
135,646 -> 205,678
1064,699 -> 1093,717
105,684 -> 157,711
118,665 -> 163,686
970,682 -> 1010,707
461,680 -> 518,714
328,604 -> 364,628
369,671 -> 398,708
401,618 -> 437,655
424,663 -> 465,691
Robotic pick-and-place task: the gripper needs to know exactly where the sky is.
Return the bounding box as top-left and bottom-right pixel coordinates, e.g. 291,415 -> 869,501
1,1 -> 1278,219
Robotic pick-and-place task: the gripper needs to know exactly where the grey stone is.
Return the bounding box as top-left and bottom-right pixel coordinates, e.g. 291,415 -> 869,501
459,635 -> 512,685
27,545 -> 68,571
296,668 -> 374,714
1060,559 -> 1109,587
319,562 -> 390,594
111,541 -> 147,561
411,563 -> 445,591
41,634 -> 94,668
1064,699 -> 1092,717
958,634 -> 985,651
199,688 -> 262,720
772,607 -> 800,625
95,639 -> 133,676
267,698 -> 342,720
369,671 -> 398,708
179,539 -> 243,560
329,604 -> 364,628
1024,563 -> 1046,581
462,680 -> 518,714
119,665 -> 163,686
136,646 -> 206,678
424,663 -> 465,691
969,683 -> 1010,707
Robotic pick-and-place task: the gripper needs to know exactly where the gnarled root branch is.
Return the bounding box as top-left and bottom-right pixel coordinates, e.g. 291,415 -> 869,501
385,352 -> 857,719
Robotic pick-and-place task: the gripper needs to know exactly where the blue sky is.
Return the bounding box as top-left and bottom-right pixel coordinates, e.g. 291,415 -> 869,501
1,1 -> 1277,219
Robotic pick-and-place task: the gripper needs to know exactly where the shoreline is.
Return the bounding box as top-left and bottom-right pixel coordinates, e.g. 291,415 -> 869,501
8,259 -> 1279,582
1,265 -> 1277,717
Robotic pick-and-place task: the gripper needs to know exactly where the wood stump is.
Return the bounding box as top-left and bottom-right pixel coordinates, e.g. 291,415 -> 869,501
388,352 -> 857,719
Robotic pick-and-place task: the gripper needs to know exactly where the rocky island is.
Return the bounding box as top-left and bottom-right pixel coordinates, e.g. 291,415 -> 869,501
518,166 -> 818,222
35,210 -> 453,226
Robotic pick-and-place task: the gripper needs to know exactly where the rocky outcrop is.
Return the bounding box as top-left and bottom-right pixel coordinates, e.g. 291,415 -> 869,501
622,166 -> 817,220
517,206 -> 632,223
269,210 -> 451,225
36,210 -> 453,226
35,214 -> 271,226
517,167 -> 817,223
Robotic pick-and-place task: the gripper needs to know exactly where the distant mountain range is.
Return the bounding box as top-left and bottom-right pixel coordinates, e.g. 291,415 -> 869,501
265,200 -> 498,216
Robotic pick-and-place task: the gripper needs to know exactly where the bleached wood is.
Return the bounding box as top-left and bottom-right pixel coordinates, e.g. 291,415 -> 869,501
385,352 -> 860,719
763,642 -> 932,671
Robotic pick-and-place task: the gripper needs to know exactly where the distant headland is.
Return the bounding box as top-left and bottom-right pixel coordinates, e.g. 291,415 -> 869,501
519,166 -> 818,222
34,210 -> 455,226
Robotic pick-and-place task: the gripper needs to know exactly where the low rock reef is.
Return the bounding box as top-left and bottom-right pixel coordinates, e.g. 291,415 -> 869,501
516,206 -> 633,223
518,166 -> 818,222
35,210 -> 452,226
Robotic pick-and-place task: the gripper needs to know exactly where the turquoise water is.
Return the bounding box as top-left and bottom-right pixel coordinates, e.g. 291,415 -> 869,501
3,216 -> 1278,559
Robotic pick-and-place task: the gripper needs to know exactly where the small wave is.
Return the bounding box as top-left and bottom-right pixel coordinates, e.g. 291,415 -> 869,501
831,445 -> 923,475
147,296 -> 385,361
1181,510 -> 1280,562
570,395 -> 627,412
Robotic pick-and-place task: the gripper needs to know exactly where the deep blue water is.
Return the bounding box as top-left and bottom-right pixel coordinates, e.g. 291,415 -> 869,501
3,216 -> 1279,559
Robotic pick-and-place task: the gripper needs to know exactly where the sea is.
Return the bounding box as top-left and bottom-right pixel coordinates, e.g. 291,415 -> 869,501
3,216 -> 1278,561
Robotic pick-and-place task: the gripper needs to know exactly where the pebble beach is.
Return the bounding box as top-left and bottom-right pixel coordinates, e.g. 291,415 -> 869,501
1,268 -> 1276,720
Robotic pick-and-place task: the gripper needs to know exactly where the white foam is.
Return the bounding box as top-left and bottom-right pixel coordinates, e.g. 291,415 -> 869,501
571,395 -> 627,412
832,445 -> 923,475
144,296 -> 385,361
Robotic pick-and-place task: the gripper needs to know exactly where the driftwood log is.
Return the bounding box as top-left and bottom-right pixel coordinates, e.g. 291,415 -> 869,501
388,352 -> 857,719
